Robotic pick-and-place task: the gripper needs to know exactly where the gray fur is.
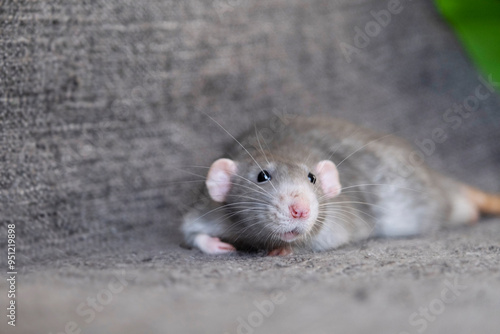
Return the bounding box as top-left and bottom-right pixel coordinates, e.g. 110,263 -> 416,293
182,116 -> 472,253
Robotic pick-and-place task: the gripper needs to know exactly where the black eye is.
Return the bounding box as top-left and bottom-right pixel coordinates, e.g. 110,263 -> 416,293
257,170 -> 272,183
308,172 -> 316,184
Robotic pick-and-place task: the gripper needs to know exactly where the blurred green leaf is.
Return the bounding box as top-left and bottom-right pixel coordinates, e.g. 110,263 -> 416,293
435,0 -> 500,87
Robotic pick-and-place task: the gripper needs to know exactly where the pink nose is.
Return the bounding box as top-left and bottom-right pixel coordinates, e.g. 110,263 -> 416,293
289,203 -> 310,219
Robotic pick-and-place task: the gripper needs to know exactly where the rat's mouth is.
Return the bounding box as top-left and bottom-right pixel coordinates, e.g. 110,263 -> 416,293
280,228 -> 300,242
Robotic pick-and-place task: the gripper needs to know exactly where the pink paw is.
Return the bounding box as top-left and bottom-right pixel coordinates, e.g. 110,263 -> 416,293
194,234 -> 236,254
268,247 -> 293,256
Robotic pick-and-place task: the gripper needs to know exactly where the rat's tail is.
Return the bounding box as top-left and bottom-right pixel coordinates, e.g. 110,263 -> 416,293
465,186 -> 500,216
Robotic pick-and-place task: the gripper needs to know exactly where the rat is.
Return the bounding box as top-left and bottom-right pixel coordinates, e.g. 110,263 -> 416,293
181,115 -> 500,256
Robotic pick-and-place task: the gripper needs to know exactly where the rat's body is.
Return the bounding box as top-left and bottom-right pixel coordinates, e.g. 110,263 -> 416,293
182,116 -> 500,255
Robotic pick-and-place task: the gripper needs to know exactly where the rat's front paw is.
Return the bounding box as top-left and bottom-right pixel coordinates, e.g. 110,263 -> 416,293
194,234 -> 236,254
268,247 -> 293,256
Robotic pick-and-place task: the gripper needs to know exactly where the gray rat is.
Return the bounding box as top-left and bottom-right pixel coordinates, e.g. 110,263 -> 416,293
181,116 -> 500,256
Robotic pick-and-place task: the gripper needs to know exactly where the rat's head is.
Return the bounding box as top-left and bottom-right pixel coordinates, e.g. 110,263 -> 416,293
205,157 -> 341,249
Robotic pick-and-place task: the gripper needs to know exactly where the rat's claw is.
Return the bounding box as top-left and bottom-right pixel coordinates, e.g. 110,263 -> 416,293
268,247 -> 293,256
194,234 -> 236,254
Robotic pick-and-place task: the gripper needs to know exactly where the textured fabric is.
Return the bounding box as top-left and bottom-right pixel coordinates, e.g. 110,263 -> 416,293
0,1 -> 499,333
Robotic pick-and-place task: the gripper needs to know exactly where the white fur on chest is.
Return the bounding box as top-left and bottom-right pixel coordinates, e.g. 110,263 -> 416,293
309,219 -> 351,252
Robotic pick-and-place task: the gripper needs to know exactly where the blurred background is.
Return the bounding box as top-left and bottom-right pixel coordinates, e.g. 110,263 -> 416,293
1,0 -> 499,333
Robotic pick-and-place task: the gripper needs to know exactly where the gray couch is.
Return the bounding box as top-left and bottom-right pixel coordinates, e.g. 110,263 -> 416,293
1,1 -> 499,333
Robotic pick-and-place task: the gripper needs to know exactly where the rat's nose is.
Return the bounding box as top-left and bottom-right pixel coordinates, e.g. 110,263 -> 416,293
289,202 -> 310,219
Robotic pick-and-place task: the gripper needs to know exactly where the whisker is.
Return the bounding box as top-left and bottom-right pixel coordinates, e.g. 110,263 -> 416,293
320,201 -> 389,211
318,207 -> 374,231
174,165 -> 275,199
340,183 -> 423,193
201,111 -> 268,178
315,214 -> 351,236
335,132 -> 398,168
233,219 -> 272,244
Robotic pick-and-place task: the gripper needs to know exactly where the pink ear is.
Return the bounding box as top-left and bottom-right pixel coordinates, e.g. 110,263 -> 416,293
206,158 -> 237,202
315,160 -> 341,198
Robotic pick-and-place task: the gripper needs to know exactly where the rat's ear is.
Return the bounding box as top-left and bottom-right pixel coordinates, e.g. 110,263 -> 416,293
206,158 -> 237,202
315,160 -> 341,198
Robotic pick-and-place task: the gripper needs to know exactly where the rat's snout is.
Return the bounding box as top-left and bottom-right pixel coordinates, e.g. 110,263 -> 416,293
275,189 -> 317,242
289,199 -> 310,219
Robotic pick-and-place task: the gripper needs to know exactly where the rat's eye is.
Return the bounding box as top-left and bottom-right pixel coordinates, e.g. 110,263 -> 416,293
257,170 -> 272,183
308,172 -> 316,184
